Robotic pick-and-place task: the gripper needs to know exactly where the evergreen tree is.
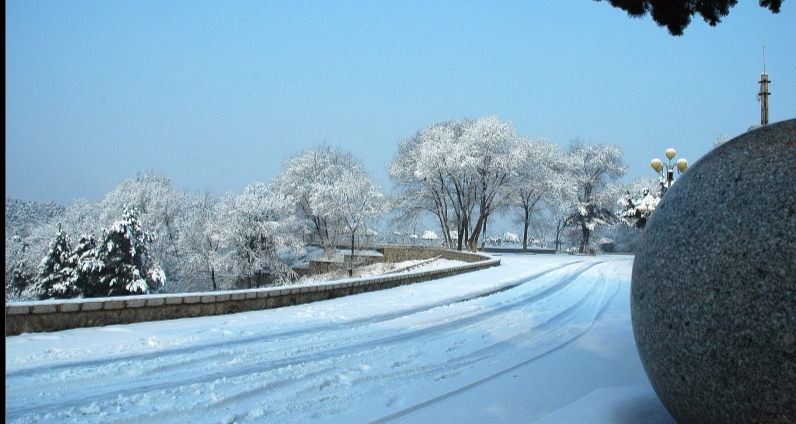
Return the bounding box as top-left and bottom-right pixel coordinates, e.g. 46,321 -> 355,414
593,0 -> 782,36
71,234 -> 100,297
8,260 -> 33,300
6,234 -> 33,300
35,227 -> 81,299
86,207 -> 165,297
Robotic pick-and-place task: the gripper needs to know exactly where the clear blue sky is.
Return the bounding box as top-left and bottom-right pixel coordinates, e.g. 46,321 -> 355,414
6,1 -> 795,205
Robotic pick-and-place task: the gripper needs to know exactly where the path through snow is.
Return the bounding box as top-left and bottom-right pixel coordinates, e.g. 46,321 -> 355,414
6,254 -> 675,424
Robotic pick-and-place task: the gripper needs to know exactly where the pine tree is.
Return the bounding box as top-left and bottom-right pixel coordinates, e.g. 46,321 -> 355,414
35,227 -> 81,299
71,234 -> 100,297
87,207 -> 165,297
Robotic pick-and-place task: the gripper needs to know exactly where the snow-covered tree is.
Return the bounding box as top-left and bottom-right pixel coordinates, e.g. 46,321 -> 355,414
543,193 -> 576,252
508,136 -> 567,250
60,199 -> 102,240
273,145 -> 386,275
563,140 -> 627,253
34,227 -> 81,299
273,144 -> 345,246
389,120 -> 459,249
84,207 -> 165,297
618,176 -> 660,229
214,182 -> 304,288
310,153 -> 386,276
6,233 -> 35,300
5,198 -> 66,299
459,116 -> 518,251
389,116 -> 520,252
99,171 -> 187,283
6,234 -> 29,300
175,190 -> 222,292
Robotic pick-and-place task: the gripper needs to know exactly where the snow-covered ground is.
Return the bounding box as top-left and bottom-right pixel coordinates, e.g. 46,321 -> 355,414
5,254 -> 676,424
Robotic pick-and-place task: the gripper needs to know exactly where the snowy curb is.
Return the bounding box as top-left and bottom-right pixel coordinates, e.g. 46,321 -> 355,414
5,253 -> 500,336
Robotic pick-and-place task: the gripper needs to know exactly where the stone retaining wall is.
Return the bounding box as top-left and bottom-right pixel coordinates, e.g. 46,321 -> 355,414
5,249 -> 498,336
306,245 -> 488,275
378,246 -> 491,263
481,247 -> 557,254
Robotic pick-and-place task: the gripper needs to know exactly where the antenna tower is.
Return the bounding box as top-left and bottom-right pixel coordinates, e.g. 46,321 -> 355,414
758,40 -> 770,126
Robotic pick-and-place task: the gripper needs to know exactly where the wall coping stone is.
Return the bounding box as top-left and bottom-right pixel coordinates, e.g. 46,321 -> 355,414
126,299 -> 146,308
7,305 -> 29,315
146,298 -> 164,307
104,300 -> 125,310
31,304 -> 57,314
81,301 -> 104,311
59,303 -> 81,313
165,297 -> 183,305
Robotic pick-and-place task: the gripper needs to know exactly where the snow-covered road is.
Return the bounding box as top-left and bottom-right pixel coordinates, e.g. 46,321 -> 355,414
6,254 -> 676,424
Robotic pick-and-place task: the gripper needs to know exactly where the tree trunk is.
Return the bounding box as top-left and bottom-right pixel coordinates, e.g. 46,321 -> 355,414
481,214 -> 488,251
522,207 -> 530,251
581,223 -> 590,253
457,217 -> 466,251
349,232 -> 355,277
468,213 -> 485,252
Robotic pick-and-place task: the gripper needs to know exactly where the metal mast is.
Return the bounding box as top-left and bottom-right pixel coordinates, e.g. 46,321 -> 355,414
758,41 -> 770,126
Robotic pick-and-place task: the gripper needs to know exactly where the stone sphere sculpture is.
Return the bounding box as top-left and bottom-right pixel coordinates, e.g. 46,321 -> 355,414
631,119 -> 796,424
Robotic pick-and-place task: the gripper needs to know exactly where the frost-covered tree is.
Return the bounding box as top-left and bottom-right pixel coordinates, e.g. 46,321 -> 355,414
8,260 -> 33,300
34,227 -> 82,299
273,145 -> 344,246
60,199 -> 102,240
214,182 -> 304,288
6,234 -> 31,300
310,153 -> 386,276
5,198 -> 66,299
6,232 -> 36,300
273,145 -> 385,275
563,140 -> 627,253
389,121 -> 459,249
84,207 -> 165,297
509,136 -> 567,250
542,192 -> 577,252
459,116 -> 518,251
176,190 -> 222,292
389,116 -> 519,252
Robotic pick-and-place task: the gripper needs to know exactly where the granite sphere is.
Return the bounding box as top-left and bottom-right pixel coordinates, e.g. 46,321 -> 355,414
631,119 -> 796,424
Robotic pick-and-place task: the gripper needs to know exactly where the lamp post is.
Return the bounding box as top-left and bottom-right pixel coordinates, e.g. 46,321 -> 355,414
650,148 -> 688,194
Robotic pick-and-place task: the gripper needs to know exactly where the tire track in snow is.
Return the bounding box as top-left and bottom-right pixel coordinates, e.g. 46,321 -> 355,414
366,261 -> 623,424
7,260 -> 585,379
5,258 -> 625,423
6,260 -> 592,421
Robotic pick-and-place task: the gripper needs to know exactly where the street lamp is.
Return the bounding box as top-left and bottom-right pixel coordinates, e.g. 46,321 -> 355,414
650,148 -> 688,194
